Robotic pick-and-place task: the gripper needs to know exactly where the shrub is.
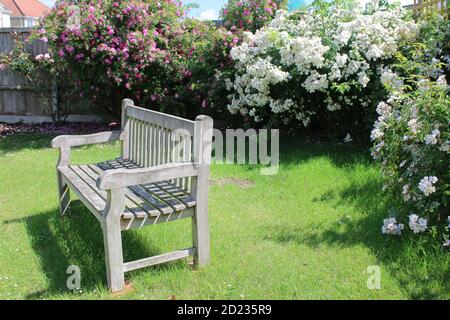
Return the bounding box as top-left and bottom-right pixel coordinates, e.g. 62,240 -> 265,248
175,24 -> 242,122
220,0 -> 288,33
222,1 -> 418,136
30,0 -> 230,118
371,15 -> 450,242
372,78 -> 449,238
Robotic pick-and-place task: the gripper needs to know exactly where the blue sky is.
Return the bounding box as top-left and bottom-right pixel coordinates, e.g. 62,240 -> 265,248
40,0 -> 414,20
39,0 -> 307,20
40,0 -> 55,8
188,0 -> 227,20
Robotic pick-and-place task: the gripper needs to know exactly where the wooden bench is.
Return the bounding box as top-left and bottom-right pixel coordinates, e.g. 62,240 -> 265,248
51,99 -> 213,292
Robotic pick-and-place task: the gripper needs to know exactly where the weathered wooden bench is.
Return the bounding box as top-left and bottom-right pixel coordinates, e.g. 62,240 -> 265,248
51,99 -> 213,292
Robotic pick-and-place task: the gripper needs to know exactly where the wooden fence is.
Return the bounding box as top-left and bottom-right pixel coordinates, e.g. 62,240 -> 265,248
0,28 -> 100,123
413,0 -> 449,17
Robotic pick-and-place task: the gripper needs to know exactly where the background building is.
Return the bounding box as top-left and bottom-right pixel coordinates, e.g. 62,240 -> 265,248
0,0 -> 50,28
0,2 -> 11,28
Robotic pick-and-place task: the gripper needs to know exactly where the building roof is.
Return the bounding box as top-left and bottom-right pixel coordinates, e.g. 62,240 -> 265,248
0,0 -> 50,18
0,2 -> 11,13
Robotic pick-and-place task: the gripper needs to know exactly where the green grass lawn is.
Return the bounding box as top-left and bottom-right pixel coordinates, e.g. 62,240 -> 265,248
0,133 -> 448,300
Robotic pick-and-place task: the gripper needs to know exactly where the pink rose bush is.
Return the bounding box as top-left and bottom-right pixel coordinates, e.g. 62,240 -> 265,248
221,0 -> 288,33
30,0 -> 233,118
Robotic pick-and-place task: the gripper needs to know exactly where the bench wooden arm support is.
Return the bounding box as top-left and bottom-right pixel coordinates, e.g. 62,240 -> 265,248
97,162 -> 199,190
51,131 -> 122,167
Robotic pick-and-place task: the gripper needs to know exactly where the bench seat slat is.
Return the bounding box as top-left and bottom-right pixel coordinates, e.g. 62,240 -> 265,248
80,165 -> 150,219
112,158 -> 189,211
155,181 -> 196,207
58,159 -> 196,221
114,158 -> 196,211
87,164 -> 160,217
59,166 -> 106,212
128,185 -> 173,215
97,160 -> 174,215
68,165 -> 135,220
97,159 -> 193,215
141,183 -> 186,212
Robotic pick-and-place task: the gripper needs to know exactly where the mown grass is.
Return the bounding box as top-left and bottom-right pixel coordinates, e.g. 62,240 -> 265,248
0,133 -> 448,300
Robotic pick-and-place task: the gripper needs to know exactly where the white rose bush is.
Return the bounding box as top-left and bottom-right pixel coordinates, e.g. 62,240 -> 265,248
370,11 -> 449,242
223,3 -> 418,133
371,72 -> 449,240
221,0 -> 450,244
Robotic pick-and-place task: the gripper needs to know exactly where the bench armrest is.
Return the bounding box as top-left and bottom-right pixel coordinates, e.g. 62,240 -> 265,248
51,131 -> 122,149
97,163 -> 200,190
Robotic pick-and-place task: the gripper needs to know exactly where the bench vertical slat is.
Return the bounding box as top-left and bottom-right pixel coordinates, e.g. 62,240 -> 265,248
135,120 -> 140,165
138,120 -> 142,163
121,99 -> 133,159
144,122 -> 149,167
143,123 -> 148,167
166,129 -> 171,164
129,118 -> 135,162
135,120 -> 140,163
175,131 -> 182,188
161,127 -> 166,166
158,126 -> 163,166
140,120 -> 145,166
155,126 -> 161,166
133,119 -> 139,163
150,123 -> 154,167
165,128 -> 170,164
187,135 -> 193,192
183,134 -> 191,191
152,124 -> 157,167
128,119 -> 133,161
179,133 -> 185,190
153,125 -> 157,166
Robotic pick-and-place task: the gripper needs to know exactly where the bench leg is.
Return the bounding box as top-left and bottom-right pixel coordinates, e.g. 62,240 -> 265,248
57,171 -> 70,216
102,218 -> 125,293
192,204 -> 210,267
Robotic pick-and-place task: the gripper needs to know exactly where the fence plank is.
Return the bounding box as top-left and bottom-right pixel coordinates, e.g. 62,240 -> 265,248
0,28 -> 98,120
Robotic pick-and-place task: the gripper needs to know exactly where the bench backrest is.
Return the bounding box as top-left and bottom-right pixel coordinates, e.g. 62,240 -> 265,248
120,99 -> 212,192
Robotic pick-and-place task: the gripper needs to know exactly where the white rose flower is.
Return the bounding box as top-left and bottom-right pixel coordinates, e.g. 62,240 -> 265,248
408,214 -> 428,234
382,217 -> 404,235
418,176 -> 438,196
424,129 -> 440,145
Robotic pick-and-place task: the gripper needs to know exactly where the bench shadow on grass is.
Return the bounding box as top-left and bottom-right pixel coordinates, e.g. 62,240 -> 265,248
263,173 -> 450,299
4,200 -> 181,299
